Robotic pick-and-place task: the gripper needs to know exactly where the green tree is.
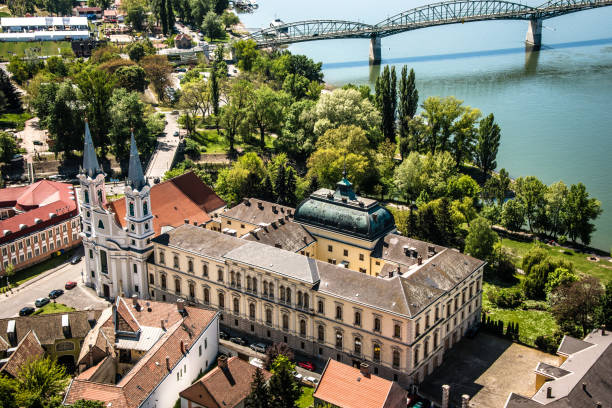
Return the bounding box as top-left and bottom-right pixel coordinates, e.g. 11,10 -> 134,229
215,153 -> 266,205
483,168 -> 510,205
44,80 -> 84,154
234,39 -> 258,72
281,74 -> 311,100
0,69 -> 21,113
563,183 -> 602,246
545,267 -> 578,295
13,357 -> 69,408
246,86 -> 287,147
179,79 -> 211,117
268,355 -> 300,408
245,367 -> 270,408
140,55 -> 173,101
375,65 -> 397,142
127,43 -> 146,62
108,88 -> 155,160
398,66 -> 418,150
45,56 -> 67,77
72,400 -> 105,408
219,79 -> 252,151
221,11 -> 239,28
0,132 -> 18,163
448,174 -> 480,200
514,176 -> 547,233
274,99 -> 317,161
550,276 -> 603,337
600,280 -> 612,329
474,113 -> 501,176
0,375 -> 16,408
125,1 -> 147,31
115,65 -> 148,93
202,11 -> 225,39
544,181 -> 568,238
501,199 -> 525,231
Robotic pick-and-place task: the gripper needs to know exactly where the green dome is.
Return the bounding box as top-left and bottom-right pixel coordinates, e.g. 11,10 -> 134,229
294,179 -> 395,241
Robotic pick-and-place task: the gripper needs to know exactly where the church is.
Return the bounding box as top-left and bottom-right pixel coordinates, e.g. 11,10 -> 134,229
78,123 -> 225,299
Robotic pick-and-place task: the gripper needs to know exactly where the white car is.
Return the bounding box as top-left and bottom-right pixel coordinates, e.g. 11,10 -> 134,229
249,357 -> 264,369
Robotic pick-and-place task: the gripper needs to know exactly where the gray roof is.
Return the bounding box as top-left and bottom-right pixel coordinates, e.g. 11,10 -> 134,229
127,131 -> 146,191
243,220 -> 315,252
373,234 -> 445,272
82,121 -> 102,178
152,224 -> 247,260
224,241 -> 320,284
557,335 -> 594,355
535,362 -> 572,379
221,198 -> 294,230
115,326 -> 165,351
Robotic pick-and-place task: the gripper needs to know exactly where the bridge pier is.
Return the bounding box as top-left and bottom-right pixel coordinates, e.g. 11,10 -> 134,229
369,34 -> 381,64
525,18 -> 542,50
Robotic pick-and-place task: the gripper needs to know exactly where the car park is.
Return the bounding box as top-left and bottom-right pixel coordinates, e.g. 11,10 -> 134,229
230,336 -> 246,346
219,331 -> 229,340
49,289 -> 64,299
35,297 -> 50,307
298,361 -> 314,371
65,281 -> 77,290
19,306 -> 35,316
249,343 -> 267,353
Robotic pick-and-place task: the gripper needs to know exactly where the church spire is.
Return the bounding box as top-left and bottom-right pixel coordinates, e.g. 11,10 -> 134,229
127,130 -> 146,191
82,119 -> 102,178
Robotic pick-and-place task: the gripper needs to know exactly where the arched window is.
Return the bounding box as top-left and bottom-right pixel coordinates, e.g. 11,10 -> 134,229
233,298 -> 239,314
286,288 -> 291,304
143,202 -> 148,215
374,317 -> 381,332
188,260 -> 193,273
236,272 -> 241,288
218,292 -> 225,309
189,282 -> 195,298
297,291 -> 303,307
230,271 -> 236,286
84,190 -> 89,204
317,300 -> 324,314
354,337 -> 361,354
335,306 -> 343,320
266,309 -> 272,324
393,349 -> 400,368
97,220 -> 104,229
282,314 -> 289,330
394,324 -> 401,338
97,189 -> 103,204
247,276 -> 252,290
335,331 -> 343,348
174,278 -> 181,294
173,255 -> 179,269
129,202 -> 134,217
269,282 -> 274,299
318,325 -> 324,342
354,311 -> 361,326
249,303 -> 255,319
161,274 -> 167,289
303,293 -> 309,309
373,344 -> 381,361
203,287 -> 210,304
263,281 -> 268,296
280,286 -> 285,302
252,277 -> 257,293
218,269 -> 224,282
300,319 -> 306,336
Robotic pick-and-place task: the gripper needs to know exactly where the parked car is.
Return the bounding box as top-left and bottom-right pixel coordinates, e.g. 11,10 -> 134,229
70,256 -> 82,265
35,297 -> 50,308
65,281 -> 77,290
249,343 -> 267,353
219,331 -> 229,340
298,361 -> 314,371
49,289 -> 64,299
230,336 -> 246,346
19,306 -> 35,316
304,376 -> 319,385
173,131 -> 180,137
249,357 -> 264,369
33,140 -> 43,146
294,372 -> 303,382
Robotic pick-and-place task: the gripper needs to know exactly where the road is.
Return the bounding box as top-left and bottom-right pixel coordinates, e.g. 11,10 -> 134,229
145,110 -> 181,183
0,251 -> 110,318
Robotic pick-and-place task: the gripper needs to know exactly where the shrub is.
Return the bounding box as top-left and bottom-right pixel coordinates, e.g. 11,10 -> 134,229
487,287 -> 524,309
184,138 -> 201,159
535,330 -> 563,353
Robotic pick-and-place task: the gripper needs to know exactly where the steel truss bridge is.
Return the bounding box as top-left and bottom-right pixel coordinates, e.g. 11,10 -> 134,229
246,0 -> 612,61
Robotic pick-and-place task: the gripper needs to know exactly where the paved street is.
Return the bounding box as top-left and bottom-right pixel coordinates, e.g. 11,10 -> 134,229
145,110 -> 181,183
0,252 -> 110,318
17,117 -> 49,161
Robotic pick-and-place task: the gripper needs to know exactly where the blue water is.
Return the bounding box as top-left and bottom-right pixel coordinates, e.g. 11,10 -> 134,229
240,1 -> 612,250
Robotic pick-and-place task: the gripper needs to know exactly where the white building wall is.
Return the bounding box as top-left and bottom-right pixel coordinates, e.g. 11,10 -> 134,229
140,316 -> 219,408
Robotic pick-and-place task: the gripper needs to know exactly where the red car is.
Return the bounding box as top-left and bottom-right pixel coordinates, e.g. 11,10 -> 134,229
298,361 -> 314,371
65,281 -> 77,290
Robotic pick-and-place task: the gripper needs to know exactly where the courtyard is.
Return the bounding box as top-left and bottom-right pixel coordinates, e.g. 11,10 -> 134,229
419,332 -> 562,407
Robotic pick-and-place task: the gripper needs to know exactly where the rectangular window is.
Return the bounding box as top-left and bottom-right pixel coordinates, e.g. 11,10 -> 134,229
33,236 -> 38,244
100,250 -> 108,274
359,253 -> 364,261
62,225 -> 67,232
359,268 -> 366,273
328,245 -> 332,252
1,248 -> 6,256
48,231 -> 52,238
343,249 -> 348,256
35,248 -> 39,256
135,285 -> 139,293
89,249 -> 94,259
199,345 -> 202,356
202,263 -> 208,277
26,238 -> 30,246
63,237 -> 68,245
49,242 -> 54,251
149,274 -> 154,284
133,264 -> 138,274
18,242 -> 22,250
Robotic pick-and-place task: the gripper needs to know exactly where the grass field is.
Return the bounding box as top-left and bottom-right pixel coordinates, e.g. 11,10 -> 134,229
0,112 -> 33,131
501,238 -> 612,283
191,128 -> 275,154
297,386 -> 314,408
0,41 -> 73,60
33,302 -> 76,315
1,249 -> 76,288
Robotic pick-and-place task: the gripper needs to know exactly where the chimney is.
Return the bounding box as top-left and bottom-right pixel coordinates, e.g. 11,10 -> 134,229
160,319 -> 165,331
461,394 -> 470,408
403,246 -> 409,256
582,383 -> 587,391
218,354 -> 228,370
251,230 -> 258,239
166,356 -> 170,371
132,294 -> 138,306
303,236 -> 308,244
6,320 -> 16,346
389,270 -> 394,278
243,198 -> 250,206
177,298 -> 186,315
257,201 -> 263,209
271,221 -> 276,228
272,205 -> 277,213
601,325 -> 606,335
62,314 -> 71,338
88,344 -> 94,367
428,245 -> 436,256
596,403 -> 602,408
359,362 -> 370,378
546,387 -> 552,398
372,214 -> 378,222
417,256 -> 422,265
184,219 -> 189,224
180,340 -> 185,354
441,385 -> 450,408
87,310 -> 96,327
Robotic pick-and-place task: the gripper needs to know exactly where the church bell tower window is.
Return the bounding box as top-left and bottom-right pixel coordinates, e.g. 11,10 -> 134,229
84,190 -> 89,204
143,202 -> 148,215
129,202 -> 134,217
97,189 -> 103,204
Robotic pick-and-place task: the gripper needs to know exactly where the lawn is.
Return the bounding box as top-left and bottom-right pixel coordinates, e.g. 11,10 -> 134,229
107,193 -> 125,201
297,386 -> 314,408
33,302 -> 76,315
501,238 -> 612,283
2,249 -> 76,288
0,112 -> 33,131
191,128 -> 275,154
0,41 -> 73,60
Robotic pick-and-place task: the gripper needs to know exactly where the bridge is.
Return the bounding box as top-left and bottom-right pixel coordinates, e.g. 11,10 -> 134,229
246,0 -> 612,62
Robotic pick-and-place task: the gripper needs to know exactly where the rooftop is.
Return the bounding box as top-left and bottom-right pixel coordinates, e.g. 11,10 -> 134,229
107,171 -> 225,237
243,220 -> 315,252
220,198 -> 294,232
313,359 -> 407,408
0,17 -> 88,27
179,356 -> 271,408
0,330 -> 44,378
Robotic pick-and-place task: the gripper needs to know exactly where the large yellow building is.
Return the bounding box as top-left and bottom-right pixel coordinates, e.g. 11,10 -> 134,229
147,177 -> 485,387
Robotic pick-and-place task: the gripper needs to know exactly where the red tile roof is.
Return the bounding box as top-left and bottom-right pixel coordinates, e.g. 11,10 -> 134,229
0,330 -> 44,378
107,172 -> 225,237
115,298 -> 141,333
0,180 -> 78,244
313,359 -> 407,408
179,357 -> 271,408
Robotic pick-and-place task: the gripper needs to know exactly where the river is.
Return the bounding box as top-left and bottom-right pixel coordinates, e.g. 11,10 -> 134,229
239,0 -> 612,251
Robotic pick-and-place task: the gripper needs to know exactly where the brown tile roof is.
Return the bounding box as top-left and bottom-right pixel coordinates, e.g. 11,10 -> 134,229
180,357 -> 271,408
116,298 -> 141,333
107,172 -> 225,237
0,311 -> 102,350
77,356 -> 111,381
78,309 -> 114,367
0,330 -> 44,378
313,359 -> 407,408
220,198 -> 294,232
244,220 -> 315,253
65,300 -> 218,408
